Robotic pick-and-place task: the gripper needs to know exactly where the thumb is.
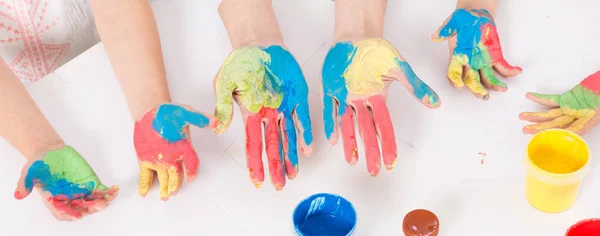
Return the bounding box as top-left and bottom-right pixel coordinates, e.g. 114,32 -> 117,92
14,161 -> 37,200
431,14 -> 457,42
179,106 -> 219,129
393,60 -> 441,109
214,72 -> 235,135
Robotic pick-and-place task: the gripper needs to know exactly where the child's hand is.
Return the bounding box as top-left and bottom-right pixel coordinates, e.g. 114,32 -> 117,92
322,38 -> 440,176
134,104 -> 217,200
213,45 -> 313,190
14,145 -> 119,221
432,8 -> 522,100
520,71 -> 600,135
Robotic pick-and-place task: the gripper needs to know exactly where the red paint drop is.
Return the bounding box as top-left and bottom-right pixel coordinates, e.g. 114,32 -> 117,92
567,218 -> 600,236
481,159 -> 484,164
14,191 -> 21,199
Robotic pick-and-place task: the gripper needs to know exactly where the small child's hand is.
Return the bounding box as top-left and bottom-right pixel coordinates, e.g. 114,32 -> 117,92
432,8 -> 522,100
213,46 -> 313,190
134,104 -> 217,200
520,71 -> 600,135
322,38 -> 440,176
14,145 -> 119,221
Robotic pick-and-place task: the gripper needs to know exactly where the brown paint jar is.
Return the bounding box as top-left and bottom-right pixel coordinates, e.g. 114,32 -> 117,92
402,209 -> 439,236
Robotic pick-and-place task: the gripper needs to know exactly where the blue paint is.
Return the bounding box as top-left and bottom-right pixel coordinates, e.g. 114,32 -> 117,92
262,45 -> 313,169
152,104 -> 210,142
322,42 -> 356,139
395,59 -> 439,105
293,193 -> 357,236
25,161 -> 95,199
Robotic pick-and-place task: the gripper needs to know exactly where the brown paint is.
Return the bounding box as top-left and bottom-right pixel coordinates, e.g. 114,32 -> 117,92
402,209 -> 439,236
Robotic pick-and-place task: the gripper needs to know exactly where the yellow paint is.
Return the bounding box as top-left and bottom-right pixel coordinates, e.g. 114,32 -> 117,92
138,161 -> 178,200
158,153 -> 163,160
525,116 -> 575,131
447,55 -> 467,88
524,129 -> 590,213
343,39 -> 399,96
464,67 -> 488,97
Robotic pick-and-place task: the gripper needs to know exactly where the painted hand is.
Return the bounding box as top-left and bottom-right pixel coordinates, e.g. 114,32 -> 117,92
432,9 -> 522,100
134,104 -> 217,200
14,145 -> 119,221
214,45 -> 313,190
322,38 -> 440,176
520,71 -> 600,135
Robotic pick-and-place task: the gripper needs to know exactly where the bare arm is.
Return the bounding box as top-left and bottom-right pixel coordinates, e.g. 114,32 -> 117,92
90,0 -> 171,120
0,59 -> 64,160
457,0 -> 497,16
219,0 -> 283,48
334,0 -> 386,41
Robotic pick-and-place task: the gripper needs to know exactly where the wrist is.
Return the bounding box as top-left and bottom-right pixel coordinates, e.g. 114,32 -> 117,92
456,0 -> 497,16
131,97 -> 171,121
28,142 -> 65,161
218,0 -> 283,48
334,0 -> 386,42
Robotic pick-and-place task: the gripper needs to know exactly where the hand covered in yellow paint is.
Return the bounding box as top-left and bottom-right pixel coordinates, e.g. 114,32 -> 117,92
322,38 -> 440,176
520,71 -> 600,135
213,45 -> 313,190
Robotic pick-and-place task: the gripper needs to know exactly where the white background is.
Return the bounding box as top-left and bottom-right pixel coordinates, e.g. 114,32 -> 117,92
1,0 -> 599,235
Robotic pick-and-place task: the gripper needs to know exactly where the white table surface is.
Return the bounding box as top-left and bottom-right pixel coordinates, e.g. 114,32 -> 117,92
1,0 -> 600,235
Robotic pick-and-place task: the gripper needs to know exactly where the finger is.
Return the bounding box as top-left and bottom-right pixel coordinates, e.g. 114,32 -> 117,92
353,100 -> 381,176
181,145 -> 199,182
91,186 -> 119,202
138,163 -> 154,197
431,14 -> 457,42
519,109 -> 565,123
323,95 -> 340,145
483,23 -> 523,77
167,162 -> 183,197
245,112 -> 265,188
280,114 -> 299,179
69,198 -> 108,215
340,105 -> 358,165
523,116 -> 575,134
14,161 -> 37,200
479,66 -> 507,92
464,66 -> 489,100
567,112 -> 596,134
293,101 -> 313,155
179,105 -> 219,129
367,95 -> 397,170
214,71 -> 235,134
263,109 -> 285,190
447,56 -> 465,89
47,197 -> 83,221
154,166 -> 169,201
393,60 -> 441,108
526,92 -> 561,108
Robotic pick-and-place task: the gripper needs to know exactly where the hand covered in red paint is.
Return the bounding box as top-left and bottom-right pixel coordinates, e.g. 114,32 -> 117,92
134,104 -> 217,200
520,71 -> 600,135
14,145 -> 119,221
322,38 -> 440,176
432,8 -> 522,100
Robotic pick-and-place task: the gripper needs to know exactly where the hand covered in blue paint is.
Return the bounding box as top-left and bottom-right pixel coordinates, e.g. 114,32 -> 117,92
322,38 -> 440,176
14,145 -> 119,221
432,8 -> 522,100
213,45 -> 313,190
134,104 -> 218,200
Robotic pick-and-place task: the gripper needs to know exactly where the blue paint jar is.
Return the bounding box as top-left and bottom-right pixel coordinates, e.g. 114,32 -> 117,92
293,193 -> 357,236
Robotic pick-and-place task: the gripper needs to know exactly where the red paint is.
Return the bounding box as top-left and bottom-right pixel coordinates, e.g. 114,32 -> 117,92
353,99 -> 381,176
262,108 -> 285,190
482,23 -> 522,72
134,108 -> 199,181
566,218 -> 600,236
245,112 -> 264,187
14,191 -> 22,200
477,152 -> 487,156
481,159 -> 484,164
368,95 -> 397,170
581,71 -> 600,94
341,106 -> 358,165
48,196 -> 82,219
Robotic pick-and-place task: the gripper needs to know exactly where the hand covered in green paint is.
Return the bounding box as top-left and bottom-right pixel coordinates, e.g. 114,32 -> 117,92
520,71 -> 600,135
432,8 -> 522,100
213,45 -> 313,190
322,38 -> 440,176
13,145 -> 119,221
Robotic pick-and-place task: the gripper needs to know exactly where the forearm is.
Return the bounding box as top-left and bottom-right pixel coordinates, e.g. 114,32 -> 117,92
219,0 -> 283,48
334,0 -> 386,41
90,0 -> 171,120
457,0 -> 497,16
0,60 -> 64,160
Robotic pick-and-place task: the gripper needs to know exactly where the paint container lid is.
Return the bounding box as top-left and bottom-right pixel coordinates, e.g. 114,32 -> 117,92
292,193 -> 357,236
402,209 -> 439,236
567,218 -> 600,236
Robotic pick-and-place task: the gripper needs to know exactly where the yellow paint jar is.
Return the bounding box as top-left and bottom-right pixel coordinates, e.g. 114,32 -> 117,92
524,129 -> 591,213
